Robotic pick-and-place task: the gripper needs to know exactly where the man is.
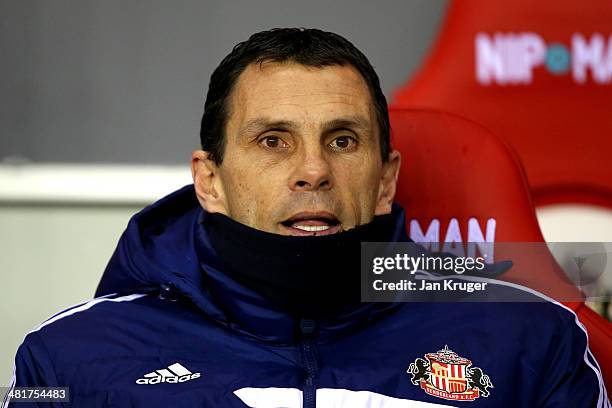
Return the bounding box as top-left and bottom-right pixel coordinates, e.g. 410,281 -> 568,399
4,28 -> 608,407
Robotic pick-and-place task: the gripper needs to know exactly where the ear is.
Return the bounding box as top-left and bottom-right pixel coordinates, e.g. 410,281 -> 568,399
191,150 -> 228,214
374,149 -> 401,215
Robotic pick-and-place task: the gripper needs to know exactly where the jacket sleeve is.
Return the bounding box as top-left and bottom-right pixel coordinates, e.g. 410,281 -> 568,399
2,331 -> 65,408
537,314 -> 610,408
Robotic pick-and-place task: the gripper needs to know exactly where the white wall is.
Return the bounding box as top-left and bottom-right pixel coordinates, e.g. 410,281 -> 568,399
537,205 -> 612,242
0,205 -> 137,387
0,164 -> 194,386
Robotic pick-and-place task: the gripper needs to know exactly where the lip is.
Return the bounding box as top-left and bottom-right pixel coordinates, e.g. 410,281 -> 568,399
280,211 -> 342,236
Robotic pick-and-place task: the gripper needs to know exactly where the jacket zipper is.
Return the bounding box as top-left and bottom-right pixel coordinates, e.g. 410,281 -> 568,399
298,319 -> 319,408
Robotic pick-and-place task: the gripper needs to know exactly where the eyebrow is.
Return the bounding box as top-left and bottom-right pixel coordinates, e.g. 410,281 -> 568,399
239,115 -> 372,138
321,116 -> 371,133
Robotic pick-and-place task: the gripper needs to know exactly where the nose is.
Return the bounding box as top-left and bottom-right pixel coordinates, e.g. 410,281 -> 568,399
289,147 -> 332,192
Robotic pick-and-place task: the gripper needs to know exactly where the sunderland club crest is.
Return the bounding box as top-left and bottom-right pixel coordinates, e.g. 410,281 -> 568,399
407,345 -> 493,401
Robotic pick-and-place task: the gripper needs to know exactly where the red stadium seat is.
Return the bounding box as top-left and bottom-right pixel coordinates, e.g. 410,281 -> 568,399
392,0 -> 612,207
390,108 -> 612,391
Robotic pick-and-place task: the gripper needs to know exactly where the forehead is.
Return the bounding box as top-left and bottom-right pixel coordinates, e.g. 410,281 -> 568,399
227,61 -> 375,128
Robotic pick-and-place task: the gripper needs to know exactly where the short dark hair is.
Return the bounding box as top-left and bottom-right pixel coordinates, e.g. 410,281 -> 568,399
200,27 -> 390,164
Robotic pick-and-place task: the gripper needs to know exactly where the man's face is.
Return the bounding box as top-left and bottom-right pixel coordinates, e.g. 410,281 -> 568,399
192,61 -> 400,236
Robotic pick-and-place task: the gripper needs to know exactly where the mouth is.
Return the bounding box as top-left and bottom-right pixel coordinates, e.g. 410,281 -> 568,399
280,211 -> 342,236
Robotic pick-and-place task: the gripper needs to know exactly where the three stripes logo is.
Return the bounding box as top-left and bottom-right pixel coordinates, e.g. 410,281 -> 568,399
135,362 -> 201,385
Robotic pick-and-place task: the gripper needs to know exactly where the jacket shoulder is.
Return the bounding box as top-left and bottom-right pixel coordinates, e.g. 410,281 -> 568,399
16,293 -> 162,375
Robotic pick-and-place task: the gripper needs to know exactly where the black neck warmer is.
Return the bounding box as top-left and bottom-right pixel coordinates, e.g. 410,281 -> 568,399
202,207 -> 405,319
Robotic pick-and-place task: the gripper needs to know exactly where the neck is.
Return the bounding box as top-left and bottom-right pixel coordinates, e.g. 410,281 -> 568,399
199,205 -> 407,319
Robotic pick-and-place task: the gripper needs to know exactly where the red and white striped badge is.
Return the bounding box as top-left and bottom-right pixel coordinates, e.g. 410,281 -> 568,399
407,345 -> 493,401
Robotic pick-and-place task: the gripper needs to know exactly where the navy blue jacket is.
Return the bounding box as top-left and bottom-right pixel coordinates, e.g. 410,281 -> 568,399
4,185 -> 609,407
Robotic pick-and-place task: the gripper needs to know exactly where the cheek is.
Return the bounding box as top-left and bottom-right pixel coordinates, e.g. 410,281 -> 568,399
334,160 -> 382,221
221,163 -> 283,222
352,174 -> 380,210
219,166 -> 251,215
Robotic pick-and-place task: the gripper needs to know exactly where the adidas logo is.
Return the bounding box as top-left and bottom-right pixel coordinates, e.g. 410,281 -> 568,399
135,362 -> 201,385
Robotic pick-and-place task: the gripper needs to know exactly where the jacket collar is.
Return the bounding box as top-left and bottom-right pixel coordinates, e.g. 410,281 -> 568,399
96,184 -> 408,345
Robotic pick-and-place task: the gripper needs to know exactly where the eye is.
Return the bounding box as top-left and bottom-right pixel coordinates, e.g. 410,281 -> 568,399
329,135 -> 356,151
259,135 -> 289,149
